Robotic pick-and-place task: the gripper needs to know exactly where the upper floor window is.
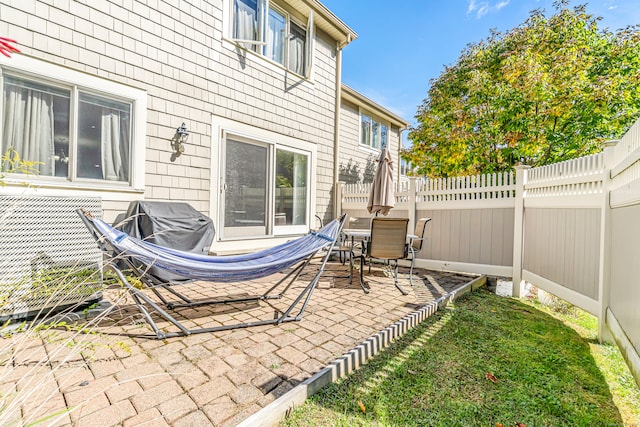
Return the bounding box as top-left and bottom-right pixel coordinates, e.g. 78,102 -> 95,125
0,56 -> 146,190
399,157 -> 412,177
360,112 -> 388,150
232,0 -> 314,77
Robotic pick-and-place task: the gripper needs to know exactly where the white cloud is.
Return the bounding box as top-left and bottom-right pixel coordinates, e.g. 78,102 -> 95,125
467,0 -> 476,14
468,1 -> 489,18
467,0 -> 510,19
496,0 -> 510,11
477,4 -> 489,18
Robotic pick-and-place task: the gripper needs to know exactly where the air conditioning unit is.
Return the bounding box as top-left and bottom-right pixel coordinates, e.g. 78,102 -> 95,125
0,195 -> 103,321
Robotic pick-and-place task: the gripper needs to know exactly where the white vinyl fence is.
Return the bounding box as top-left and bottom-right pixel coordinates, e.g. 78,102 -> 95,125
519,153 -> 605,316
339,118 -> 640,386
340,172 -> 517,277
607,120 -> 640,387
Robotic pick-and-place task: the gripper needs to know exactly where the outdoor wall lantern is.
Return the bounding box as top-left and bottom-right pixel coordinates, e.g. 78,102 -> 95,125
172,122 -> 189,157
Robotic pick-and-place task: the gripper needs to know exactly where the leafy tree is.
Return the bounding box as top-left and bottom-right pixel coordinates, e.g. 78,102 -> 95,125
404,1 -> 640,177
276,150 -> 294,187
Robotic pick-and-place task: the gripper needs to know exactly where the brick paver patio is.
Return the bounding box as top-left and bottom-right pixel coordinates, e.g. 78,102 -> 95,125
0,261 -> 477,426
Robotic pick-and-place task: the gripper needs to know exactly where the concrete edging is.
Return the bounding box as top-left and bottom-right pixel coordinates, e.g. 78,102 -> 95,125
237,274 -> 487,427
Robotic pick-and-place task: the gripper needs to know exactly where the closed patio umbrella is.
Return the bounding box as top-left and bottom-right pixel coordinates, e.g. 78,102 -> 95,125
367,147 -> 395,216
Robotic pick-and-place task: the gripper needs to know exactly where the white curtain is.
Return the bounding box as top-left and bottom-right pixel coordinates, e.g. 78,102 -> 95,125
266,9 -> 285,64
101,109 -> 128,181
289,34 -> 305,75
2,86 -> 55,176
234,0 -> 257,42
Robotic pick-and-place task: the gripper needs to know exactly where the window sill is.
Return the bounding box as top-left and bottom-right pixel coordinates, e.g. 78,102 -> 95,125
358,144 -> 382,156
0,179 -> 145,200
222,38 -> 314,86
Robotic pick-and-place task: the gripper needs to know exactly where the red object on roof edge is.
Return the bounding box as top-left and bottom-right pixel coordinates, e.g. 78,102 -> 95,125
0,37 -> 20,58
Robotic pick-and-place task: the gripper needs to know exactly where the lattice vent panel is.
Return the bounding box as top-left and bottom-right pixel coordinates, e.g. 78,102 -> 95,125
0,196 -> 103,320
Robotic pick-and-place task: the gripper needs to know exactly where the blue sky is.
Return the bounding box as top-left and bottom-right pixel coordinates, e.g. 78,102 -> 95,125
321,0 -> 640,134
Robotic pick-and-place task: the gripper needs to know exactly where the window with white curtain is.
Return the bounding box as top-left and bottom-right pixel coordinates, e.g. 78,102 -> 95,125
288,21 -> 306,76
360,111 -> 389,150
233,0 -> 260,52
232,0 -> 314,77
1,73 -> 133,184
265,7 -> 286,65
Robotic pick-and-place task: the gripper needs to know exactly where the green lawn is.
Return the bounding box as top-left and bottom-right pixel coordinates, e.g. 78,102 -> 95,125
281,289 -> 640,427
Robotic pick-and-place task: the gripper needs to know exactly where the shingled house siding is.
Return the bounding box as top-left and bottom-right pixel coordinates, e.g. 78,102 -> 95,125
0,0 -> 339,222
339,97 -> 403,183
211,27 -> 339,222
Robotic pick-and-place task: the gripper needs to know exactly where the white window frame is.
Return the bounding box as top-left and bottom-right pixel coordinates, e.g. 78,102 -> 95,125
0,55 -> 146,194
220,134 -> 271,239
273,144 -> 311,231
211,115 -> 316,244
359,110 -> 389,152
226,0 -> 315,79
264,4 -> 287,66
399,158 -> 412,178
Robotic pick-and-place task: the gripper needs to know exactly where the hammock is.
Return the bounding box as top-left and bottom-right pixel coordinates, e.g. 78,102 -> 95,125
91,217 -> 343,282
79,210 -> 347,339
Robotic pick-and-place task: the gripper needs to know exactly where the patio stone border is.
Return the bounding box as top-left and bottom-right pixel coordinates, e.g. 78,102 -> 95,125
237,274 -> 487,427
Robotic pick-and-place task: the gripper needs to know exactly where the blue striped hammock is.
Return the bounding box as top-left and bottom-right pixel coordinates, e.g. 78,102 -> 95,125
92,217 -> 343,283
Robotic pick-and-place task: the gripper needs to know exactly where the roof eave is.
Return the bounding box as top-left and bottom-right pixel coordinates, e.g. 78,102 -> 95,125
341,84 -> 411,129
306,0 -> 358,47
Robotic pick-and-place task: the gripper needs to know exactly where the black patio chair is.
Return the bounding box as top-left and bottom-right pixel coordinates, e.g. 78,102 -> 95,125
358,217 -> 410,295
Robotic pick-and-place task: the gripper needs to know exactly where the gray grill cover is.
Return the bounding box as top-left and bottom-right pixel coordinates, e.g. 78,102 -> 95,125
115,201 -> 215,282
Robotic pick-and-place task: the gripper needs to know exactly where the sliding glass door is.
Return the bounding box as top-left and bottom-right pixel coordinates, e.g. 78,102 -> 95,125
222,138 -> 269,238
275,148 -> 307,227
221,136 -> 310,239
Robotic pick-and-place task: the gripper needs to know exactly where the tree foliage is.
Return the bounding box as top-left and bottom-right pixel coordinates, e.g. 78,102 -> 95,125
404,2 -> 640,177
